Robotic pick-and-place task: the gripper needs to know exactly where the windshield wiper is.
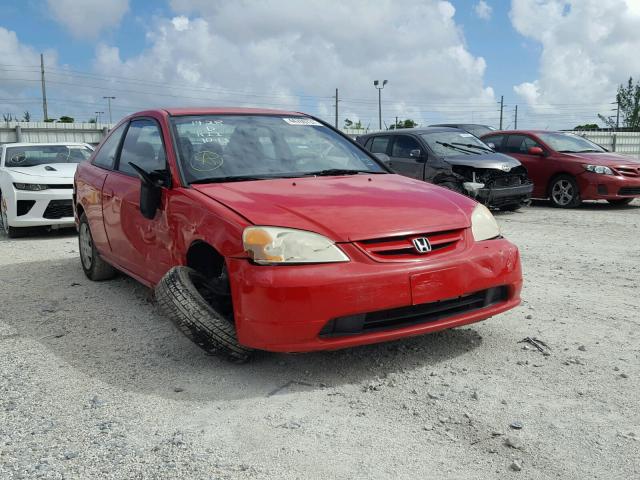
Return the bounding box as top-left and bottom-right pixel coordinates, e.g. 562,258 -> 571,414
190,175 -> 269,184
451,142 -> 494,153
575,149 -> 601,153
435,141 -> 478,155
299,169 -> 386,177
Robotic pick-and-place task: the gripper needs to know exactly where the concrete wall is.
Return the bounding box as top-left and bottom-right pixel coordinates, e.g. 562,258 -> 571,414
0,122 -> 114,146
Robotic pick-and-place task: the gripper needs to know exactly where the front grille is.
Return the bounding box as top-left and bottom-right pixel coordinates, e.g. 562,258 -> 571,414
319,286 -> 509,337
355,229 -> 465,261
490,174 -> 523,188
616,166 -> 640,177
43,200 -> 73,219
618,187 -> 640,195
46,184 -> 73,189
17,200 -> 35,216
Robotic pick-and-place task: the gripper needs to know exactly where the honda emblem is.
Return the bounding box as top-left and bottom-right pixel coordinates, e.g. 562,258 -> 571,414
412,237 -> 432,254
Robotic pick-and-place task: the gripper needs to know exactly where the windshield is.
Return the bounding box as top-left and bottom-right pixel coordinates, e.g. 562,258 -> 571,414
420,131 -> 493,157
4,145 -> 93,168
464,125 -> 495,137
171,115 -> 385,183
538,133 -> 606,153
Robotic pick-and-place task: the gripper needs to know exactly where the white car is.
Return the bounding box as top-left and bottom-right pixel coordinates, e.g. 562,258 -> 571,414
0,142 -> 94,237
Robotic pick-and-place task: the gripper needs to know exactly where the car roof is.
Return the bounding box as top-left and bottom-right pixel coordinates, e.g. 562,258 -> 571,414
360,127 -> 465,137
481,130 -> 563,136
2,142 -> 90,148
160,107 -> 305,116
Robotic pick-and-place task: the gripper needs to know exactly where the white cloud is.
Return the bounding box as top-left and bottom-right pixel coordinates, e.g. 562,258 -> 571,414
2,1 -> 499,126
474,1 -> 493,20
46,0 -> 129,39
510,0 -> 640,127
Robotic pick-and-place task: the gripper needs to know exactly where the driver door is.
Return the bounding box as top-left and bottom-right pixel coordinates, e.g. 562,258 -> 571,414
388,135 -> 425,180
102,118 -> 173,284
503,134 -> 547,197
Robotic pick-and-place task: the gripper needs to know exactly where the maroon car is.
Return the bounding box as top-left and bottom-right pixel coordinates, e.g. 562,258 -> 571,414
482,130 -> 640,208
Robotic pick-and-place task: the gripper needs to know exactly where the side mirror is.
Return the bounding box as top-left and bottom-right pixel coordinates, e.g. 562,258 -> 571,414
409,149 -> 423,159
528,146 -> 544,156
128,162 -> 167,220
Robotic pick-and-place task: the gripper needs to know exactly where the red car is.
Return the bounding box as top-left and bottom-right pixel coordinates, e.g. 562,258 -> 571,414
74,107 -> 522,362
482,130 -> 640,208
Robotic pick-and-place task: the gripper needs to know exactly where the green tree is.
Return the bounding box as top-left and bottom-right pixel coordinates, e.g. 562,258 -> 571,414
44,118 -> 56,123
344,118 -> 353,128
58,116 -> 75,123
22,111 -> 31,122
574,123 -> 599,130
389,119 -> 418,129
599,77 -> 640,129
88,118 -> 97,124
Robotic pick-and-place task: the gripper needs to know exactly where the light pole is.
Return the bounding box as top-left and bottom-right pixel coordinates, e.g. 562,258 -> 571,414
373,80 -> 388,130
103,96 -> 116,124
95,111 -> 104,124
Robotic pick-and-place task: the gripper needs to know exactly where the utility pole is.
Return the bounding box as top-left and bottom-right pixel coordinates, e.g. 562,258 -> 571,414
395,116 -> 398,129
40,53 -> 48,121
498,95 -> 504,130
615,99 -> 620,130
103,96 -> 116,123
514,105 -> 518,129
334,88 -> 339,129
373,80 -> 388,130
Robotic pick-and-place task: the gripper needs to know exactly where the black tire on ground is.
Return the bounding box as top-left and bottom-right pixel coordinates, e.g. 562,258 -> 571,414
500,203 -> 522,212
155,266 -> 252,363
549,174 -> 581,208
437,181 -> 465,194
78,212 -> 117,281
607,198 -> 634,206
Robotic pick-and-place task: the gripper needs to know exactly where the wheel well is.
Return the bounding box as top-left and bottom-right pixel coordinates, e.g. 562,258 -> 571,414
76,203 -> 85,219
186,241 -> 225,279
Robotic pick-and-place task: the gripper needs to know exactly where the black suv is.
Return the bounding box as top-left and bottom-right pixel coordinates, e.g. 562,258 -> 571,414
357,127 -> 534,211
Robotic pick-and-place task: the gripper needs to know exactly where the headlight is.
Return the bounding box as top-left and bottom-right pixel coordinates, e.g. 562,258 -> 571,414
471,204 -> 500,241
243,226 -> 349,264
584,164 -> 614,175
13,183 -> 48,191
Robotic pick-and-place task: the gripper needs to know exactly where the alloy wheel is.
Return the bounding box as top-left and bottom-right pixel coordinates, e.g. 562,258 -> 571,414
79,222 -> 94,270
551,179 -> 575,206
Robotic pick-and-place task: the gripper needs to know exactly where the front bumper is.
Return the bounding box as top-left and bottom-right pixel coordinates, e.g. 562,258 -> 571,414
227,236 -> 522,352
577,172 -> 640,200
476,183 -> 534,207
6,187 -> 75,227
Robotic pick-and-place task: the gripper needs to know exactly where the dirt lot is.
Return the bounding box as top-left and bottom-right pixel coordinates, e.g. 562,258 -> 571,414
0,200 -> 638,479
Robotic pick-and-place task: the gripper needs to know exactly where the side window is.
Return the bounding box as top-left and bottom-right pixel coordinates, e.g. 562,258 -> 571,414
369,136 -> 390,154
520,137 -> 541,153
92,123 -> 127,170
118,119 -> 167,175
391,135 -> 420,158
483,134 -> 504,151
505,135 -> 526,153
363,137 -> 373,150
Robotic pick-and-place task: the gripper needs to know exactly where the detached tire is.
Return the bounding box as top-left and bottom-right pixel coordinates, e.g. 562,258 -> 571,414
155,266 -> 252,363
78,213 -> 117,281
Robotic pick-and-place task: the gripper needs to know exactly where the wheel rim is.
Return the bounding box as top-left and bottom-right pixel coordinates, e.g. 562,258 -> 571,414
551,179 -> 575,206
79,222 -> 93,270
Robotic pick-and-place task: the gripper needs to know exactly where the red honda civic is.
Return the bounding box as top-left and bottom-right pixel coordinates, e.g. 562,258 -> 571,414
482,130 -> 640,208
74,108 -> 522,361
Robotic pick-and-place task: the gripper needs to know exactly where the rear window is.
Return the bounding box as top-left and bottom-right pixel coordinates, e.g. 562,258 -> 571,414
4,145 -> 93,168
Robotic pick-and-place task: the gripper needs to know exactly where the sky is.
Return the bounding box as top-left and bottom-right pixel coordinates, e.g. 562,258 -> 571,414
1,0 -> 639,130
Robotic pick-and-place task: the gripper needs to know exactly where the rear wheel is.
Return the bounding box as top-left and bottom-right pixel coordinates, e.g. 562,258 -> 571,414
155,266 -> 252,363
549,175 -> 581,208
607,198 -> 634,206
78,213 -> 117,280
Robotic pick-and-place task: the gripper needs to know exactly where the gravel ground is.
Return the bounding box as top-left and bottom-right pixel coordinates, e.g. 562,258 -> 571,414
0,200 -> 638,479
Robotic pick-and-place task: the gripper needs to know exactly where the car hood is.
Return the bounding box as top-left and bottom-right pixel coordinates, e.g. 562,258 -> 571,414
4,163 -> 78,180
560,152 -> 640,166
442,152 -> 523,171
192,174 -> 474,242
